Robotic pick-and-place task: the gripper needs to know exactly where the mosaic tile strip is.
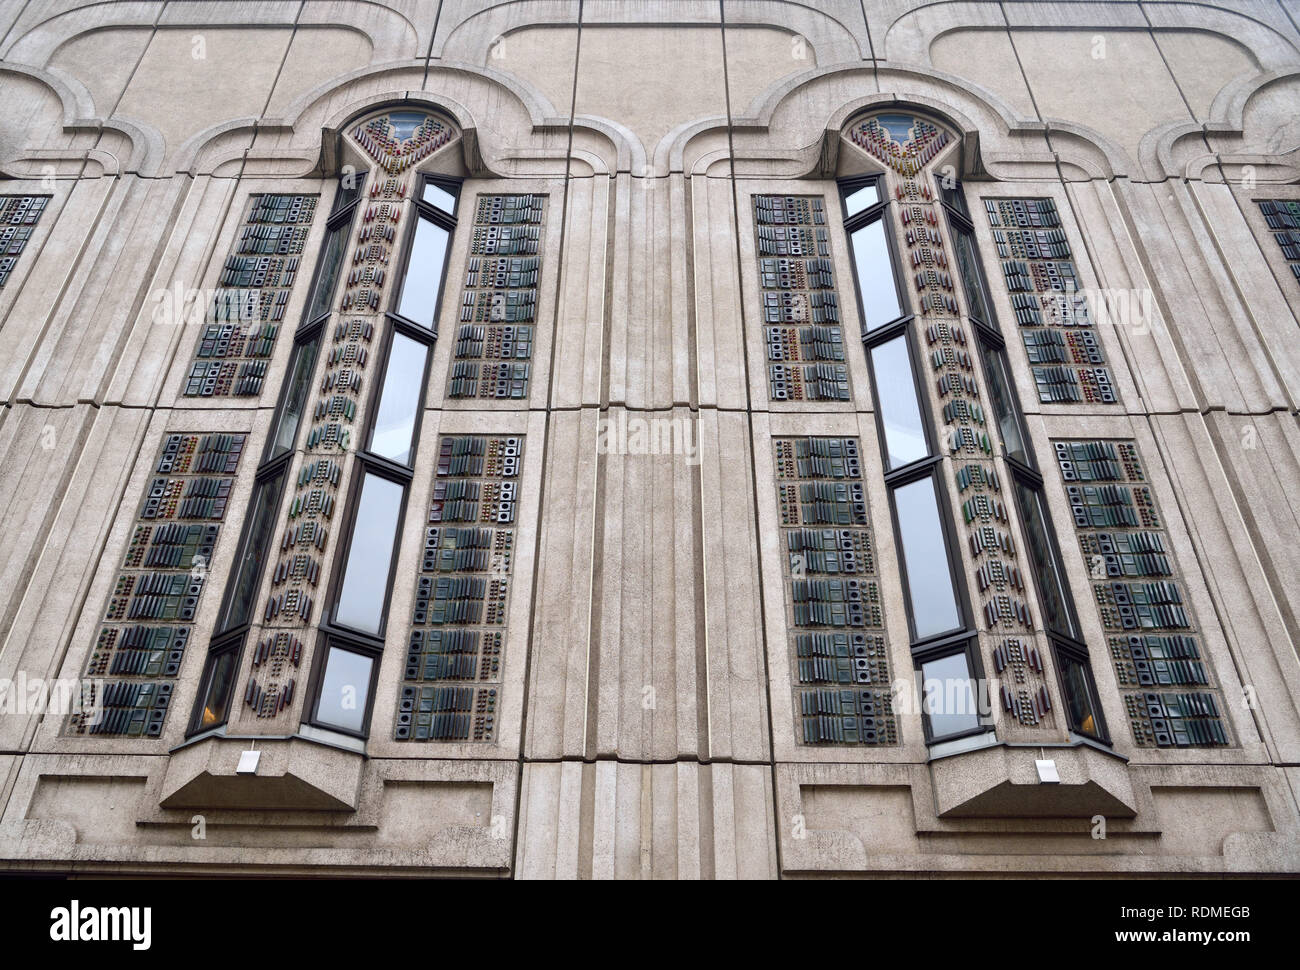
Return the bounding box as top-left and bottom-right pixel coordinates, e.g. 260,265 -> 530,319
182,194 -> 317,398
0,195 -> 49,288
904,182 -> 1047,728
353,110 -> 455,174
1258,200 -> 1300,286
447,195 -> 545,400
1055,439 -> 1229,747
773,436 -> 896,745
847,113 -> 951,177
846,113 -> 1054,732
67,433 -> 246,737
395,434 -> 523,743
753,196 -> 850,402
985,198 -> 1118,405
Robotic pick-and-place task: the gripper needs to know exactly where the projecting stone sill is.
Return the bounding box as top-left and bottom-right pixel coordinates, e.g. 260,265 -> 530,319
929,740 -> 1136,819
159,735 -> 364,812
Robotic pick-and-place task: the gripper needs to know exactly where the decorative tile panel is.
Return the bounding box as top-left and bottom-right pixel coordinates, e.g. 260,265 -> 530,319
447,195 -> 545,400
848,114 -> 951,176
753,196 -> 850,402
68,433 -> 246,737
773,436 -> 896,745
182,194 -> 317,398
395,434 -> 523,743
0,195 -> 48,287
1054,439 -> 1230,747
1258,200 -> 1300,285
985,198 -> 1118,405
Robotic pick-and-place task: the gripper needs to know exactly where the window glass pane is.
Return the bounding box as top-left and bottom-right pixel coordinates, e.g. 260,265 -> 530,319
334,473 -> 404,634
952,225 -> 993,324
306,222 -> 348,322
334,171 -> 365,213
872,336 -> 929,468
267,334 -> 321,460
851,219 -> 903,330
894,477 -> 961,639
196,649 -> 238,731
979,343 -> 1029,466
218,469 -> 286,632
422,181 -> 457,214
369,334 -> 427,466
1060,653 -> 1102,739
396,217 -> 450,328
314,646 -> 374,734
1015,479 -> 1076,638
920,652 -> 981,739
844,182 -> 879,216
941,181 -> 970,219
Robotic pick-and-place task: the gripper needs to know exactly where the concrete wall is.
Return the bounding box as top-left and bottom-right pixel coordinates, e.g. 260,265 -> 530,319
0,0 -> 1298,877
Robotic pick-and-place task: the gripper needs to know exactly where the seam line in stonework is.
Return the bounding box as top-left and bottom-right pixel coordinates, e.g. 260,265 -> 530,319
720,0 -> 784,879
508,0 -> 584,876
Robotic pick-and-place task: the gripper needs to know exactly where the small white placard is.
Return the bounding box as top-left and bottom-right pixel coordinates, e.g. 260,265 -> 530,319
236,750 -> 261,775
1035,759 -> 1060,784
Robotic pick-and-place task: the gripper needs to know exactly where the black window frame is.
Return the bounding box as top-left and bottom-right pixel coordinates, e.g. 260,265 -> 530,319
187,637 -> 244,737
301,634 -> 382,740
842,176 -> 912,339
389,174 -> 462,335
886,464 -> 972,647
324,462 -> 410,641
300,177 -> 367,332
912,635 -> 991,745
864,320 -> 938,475
1051,636 -> 1110,742
363,319 -> 436,468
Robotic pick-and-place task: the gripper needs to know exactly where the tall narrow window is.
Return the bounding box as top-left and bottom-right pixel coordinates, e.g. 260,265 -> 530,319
217,466 -> 287,634
1013,479 -> 1077,640
978,341 -> 1030,468
892,476 -> 963,641
396,216 -> 451,329
842,167 -> 985,745
188,172 -> 366,737
309,642 -> 376,736
333,472 -> 404,636
870,335 -> 929,469
267,333 -> 321,461
850,219 -> 903,331
368,332 -> 428,466
312,174 -> 462,739
919,651 -> 982,740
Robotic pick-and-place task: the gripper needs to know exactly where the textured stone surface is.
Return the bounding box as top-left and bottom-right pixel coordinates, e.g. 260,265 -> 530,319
0,0 -> 1297,878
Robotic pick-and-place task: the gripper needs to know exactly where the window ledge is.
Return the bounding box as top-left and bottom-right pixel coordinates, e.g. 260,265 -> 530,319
928,739 -> 1137,819
158,735 -> 364,812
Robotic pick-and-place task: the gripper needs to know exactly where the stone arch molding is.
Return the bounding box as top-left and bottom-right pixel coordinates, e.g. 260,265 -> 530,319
0,61 -> 164,177
0,54 -> 640,180
875,1 -> 1299,181
886,1 -> 1297,72
678,67 -> 1042,182
0,1 -> 419,64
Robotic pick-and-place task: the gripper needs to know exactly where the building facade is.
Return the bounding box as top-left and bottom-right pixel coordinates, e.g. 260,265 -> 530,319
1,0 -> 1299,878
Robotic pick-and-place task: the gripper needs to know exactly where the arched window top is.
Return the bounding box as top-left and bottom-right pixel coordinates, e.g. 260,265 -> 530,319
348,108 -> 459,173
845,111 -> 953,176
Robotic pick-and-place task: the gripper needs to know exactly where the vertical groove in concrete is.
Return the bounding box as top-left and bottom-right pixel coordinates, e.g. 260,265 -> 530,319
719,0 -> 782,878
514,0 -> 585,864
